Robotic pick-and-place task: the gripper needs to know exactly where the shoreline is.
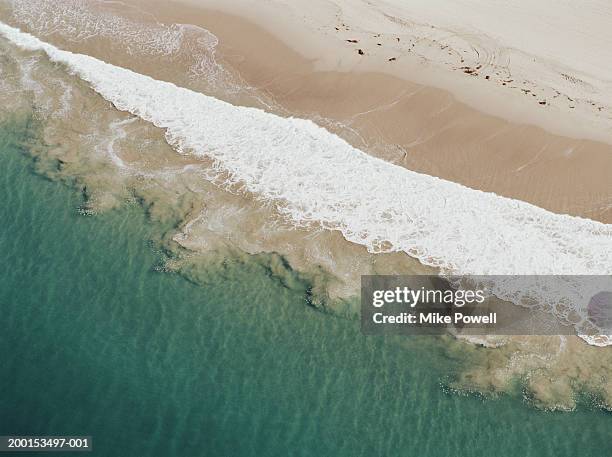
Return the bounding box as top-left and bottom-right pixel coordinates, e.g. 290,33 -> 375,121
2,9 -> 612,410
10,0 -> 608,224
149,2 -> 612,223
2,1 -> 611,223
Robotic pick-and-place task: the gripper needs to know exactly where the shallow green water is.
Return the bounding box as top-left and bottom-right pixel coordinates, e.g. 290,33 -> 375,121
1,128 -> 611,457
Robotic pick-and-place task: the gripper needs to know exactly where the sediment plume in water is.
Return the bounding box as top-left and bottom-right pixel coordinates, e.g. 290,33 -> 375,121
2,26 -> 612,411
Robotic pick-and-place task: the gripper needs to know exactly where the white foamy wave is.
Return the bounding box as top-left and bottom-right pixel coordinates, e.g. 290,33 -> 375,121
1,22 -> 611,342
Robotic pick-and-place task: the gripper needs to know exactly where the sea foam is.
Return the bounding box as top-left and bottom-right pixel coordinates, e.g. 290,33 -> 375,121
1,22 -> 611,343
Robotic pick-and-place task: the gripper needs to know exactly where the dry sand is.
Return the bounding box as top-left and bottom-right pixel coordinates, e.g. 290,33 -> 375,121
180,0 -> 612,141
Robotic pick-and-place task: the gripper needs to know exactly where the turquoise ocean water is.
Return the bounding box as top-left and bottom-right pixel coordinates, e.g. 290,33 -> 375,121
1,126 -> 611,456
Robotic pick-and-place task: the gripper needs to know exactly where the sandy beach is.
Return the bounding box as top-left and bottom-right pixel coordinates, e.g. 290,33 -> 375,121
3,0 -> 609,223
165,0 -> 612,223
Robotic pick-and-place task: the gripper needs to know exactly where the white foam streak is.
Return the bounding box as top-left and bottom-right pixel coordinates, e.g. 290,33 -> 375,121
1,22 -> 611,342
